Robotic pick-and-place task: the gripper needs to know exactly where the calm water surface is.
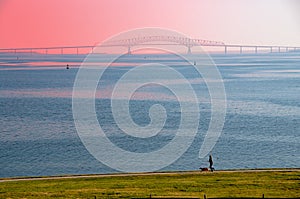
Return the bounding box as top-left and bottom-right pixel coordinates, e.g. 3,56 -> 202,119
0,53 -> 299,177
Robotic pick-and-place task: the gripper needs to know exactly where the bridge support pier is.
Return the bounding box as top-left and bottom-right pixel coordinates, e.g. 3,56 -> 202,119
224,46 -> 227,54
127,46 -> 131,54
278,47 -> 281,53
255,46 -> 258,54
270,47 -> 273,53
240,46 -> 243,54
187,46 -> 192,54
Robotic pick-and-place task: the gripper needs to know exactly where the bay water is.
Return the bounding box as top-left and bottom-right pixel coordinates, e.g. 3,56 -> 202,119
0,53 -> 299,177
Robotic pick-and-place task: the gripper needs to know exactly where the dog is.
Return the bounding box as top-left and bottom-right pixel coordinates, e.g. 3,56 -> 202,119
199,167 -> 209,171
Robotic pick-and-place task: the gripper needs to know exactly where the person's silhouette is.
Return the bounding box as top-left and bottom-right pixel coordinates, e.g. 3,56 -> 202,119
209,155 -> 214,171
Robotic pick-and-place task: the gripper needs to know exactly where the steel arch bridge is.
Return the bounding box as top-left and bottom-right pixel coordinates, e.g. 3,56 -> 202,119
102,36 -> 225,54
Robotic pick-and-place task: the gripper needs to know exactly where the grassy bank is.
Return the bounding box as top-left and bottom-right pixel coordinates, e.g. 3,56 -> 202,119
0,170 -> 299,198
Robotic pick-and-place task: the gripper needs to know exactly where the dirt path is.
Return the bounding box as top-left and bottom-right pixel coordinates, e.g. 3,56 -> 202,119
1,168 -> 299,183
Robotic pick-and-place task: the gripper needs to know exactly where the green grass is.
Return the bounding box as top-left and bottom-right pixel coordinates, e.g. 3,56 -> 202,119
0,170 -> 299,198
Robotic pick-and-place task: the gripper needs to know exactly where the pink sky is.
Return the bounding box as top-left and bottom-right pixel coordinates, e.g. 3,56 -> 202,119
0,0 -> 300,48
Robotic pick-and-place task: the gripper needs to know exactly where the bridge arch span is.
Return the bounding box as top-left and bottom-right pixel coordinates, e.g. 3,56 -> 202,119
102,36 -> 225,54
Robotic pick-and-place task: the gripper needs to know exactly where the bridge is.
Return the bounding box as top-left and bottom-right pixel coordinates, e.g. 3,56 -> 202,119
1,36 -> 300,55
101,36 -> 225,54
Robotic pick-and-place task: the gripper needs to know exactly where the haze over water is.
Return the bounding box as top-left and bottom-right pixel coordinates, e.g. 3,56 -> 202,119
0,53 -> 299,177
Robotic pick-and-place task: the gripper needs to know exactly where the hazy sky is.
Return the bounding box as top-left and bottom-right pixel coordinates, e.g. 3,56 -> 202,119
0,0 -> 300,48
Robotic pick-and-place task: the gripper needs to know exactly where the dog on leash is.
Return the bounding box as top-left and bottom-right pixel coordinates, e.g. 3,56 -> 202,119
199,167 -> 209,171
199,167 -> 215,172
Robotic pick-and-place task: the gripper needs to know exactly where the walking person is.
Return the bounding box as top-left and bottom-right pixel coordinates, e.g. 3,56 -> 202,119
209,154 -> 214,172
